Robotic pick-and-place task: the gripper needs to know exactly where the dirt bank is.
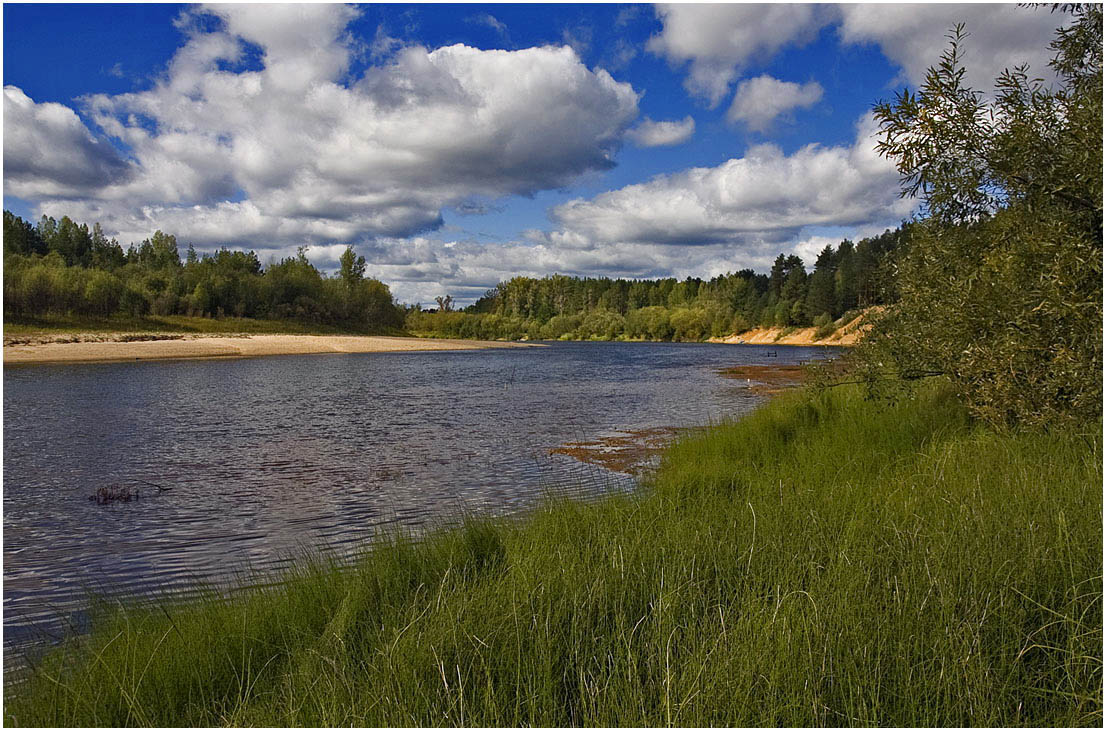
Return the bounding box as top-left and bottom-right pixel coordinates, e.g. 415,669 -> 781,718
3,334 -> 538,365
709,310 -> 874,347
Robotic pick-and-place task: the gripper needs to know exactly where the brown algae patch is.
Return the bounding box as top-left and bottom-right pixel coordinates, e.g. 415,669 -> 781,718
550,426 -> 692,477
552,365 -> 814,475
718,364 -> 806,395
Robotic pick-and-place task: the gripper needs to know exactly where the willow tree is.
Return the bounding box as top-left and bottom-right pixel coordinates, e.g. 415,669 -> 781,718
861,4 -> 1102,425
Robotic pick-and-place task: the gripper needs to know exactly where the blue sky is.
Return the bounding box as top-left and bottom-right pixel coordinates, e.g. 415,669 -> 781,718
3,3 -> 1067,304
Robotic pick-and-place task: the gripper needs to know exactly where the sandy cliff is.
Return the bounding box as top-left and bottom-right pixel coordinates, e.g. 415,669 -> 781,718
708,309 -> 875,347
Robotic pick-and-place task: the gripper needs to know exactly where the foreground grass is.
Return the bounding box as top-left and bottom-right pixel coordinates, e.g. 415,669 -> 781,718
5,383 -> 1101,726
3,314 -> 397,337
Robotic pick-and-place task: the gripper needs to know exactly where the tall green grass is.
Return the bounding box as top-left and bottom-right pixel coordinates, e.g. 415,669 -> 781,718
5,382 -> 1101,726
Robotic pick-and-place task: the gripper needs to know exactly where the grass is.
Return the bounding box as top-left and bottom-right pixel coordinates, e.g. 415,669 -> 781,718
3,314 -> 399,337
4,382 -> 1101,726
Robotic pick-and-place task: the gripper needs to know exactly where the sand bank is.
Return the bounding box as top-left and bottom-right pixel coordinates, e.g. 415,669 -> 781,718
3,334 -> 538,365
708,309 -> 875,347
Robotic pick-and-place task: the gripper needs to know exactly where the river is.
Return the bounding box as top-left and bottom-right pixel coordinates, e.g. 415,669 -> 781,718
3,340 -> 837,667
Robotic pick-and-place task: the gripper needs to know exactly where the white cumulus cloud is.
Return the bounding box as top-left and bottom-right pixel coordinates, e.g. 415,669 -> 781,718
359,236 -> 790,307
647,3 -> 832,106
546,113 -> 914,250
837,3 -> 1067,91
11,4 -> 639,252
650,4 -> 1068,109
626,116 -> 695,147
728,75 -> 823,132
3,86 -> 131,199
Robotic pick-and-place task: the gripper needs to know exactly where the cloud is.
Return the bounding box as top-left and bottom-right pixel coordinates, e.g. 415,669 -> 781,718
561,25 -> 593,59
10,4 -> 638,252
3,86 -> 132,199
649,4 -> 1066,108
837,3 -> 1067,91
727,75 -> 823,132
469,13 -> 507,37
614,6 -> 641,29
359,229 -> 895,307
647,3 -> 832,106
369,26 -> 404,61
210,3 -> 362,90
544,113 -> 914,250
604,38 -> 638,71
357,235 -> 783,306
626,116 -> 695,147
453,200 -> 504,217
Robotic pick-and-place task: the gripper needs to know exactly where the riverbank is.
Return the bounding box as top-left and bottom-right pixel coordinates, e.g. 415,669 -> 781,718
710,309 -> 873,346
6,381 -> 1100,726
3,333 -> 537,365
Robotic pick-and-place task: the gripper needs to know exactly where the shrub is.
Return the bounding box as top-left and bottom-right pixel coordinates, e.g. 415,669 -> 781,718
669,307 -> 711,341
83,270 -> 122,316
813,312 -> 836,340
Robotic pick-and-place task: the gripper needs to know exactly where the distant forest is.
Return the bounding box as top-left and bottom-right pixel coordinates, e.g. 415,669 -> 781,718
410,227 -> 907,341
3,211 -> 404,331
3,209 -> 906,341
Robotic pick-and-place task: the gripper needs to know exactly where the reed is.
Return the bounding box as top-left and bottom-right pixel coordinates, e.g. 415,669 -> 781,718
5,382 -> 1101,726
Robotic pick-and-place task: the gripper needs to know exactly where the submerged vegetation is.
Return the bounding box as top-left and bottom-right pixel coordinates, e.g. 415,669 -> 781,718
4,383 -> 1100,726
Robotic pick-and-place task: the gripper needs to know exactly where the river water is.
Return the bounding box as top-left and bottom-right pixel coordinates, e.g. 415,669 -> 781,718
3,341 -> 836,667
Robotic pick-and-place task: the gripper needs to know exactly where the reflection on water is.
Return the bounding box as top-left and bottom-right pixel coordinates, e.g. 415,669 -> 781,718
3,341 -> 837,666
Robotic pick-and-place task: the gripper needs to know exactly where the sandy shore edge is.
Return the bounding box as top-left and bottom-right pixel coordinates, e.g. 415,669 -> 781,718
708,309 -> 875,347
3,334 -> 540,365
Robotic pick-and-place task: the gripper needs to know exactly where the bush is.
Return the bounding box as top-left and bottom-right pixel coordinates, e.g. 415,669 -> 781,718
866,6 -> 1102,425
83,270 -> 122,316
120,284 -> 150,316
625,306 -> 672,340
580,309 -> 625,340
669,307 -> 711,341
729,313 -> 751,334
539,314 -> 582,340
812,312 -> 836,340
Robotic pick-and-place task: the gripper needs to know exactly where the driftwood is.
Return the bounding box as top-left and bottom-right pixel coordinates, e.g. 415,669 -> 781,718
89,480 -> 172,504
90,484 -> 138,504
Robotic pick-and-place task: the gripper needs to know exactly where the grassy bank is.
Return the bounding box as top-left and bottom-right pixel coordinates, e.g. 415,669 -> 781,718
5,383 -> 1101,726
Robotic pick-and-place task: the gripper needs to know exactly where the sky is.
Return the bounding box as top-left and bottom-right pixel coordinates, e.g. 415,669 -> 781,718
3,3 -> 1069,305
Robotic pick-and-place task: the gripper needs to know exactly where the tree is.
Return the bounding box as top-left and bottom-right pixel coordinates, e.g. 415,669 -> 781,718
3,211 -> 46,256
767,254 -> 787,301
48,216 -> 93,266
864,4 -> 1102,425
90,223 -> 125,270
834,240 -> 857,314
805,245 -> 838,320
338,246 -> 366,288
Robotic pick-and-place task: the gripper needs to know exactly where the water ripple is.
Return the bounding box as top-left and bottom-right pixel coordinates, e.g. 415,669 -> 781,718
4,341 -> 837,666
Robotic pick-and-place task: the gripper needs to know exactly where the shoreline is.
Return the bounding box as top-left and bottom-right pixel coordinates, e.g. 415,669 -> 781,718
3,333 -> 539,365
708,309 -> 876,347
6,383 -> 1097,725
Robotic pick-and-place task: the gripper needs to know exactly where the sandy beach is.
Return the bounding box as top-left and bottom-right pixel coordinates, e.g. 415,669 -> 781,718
707,309 -> 875,347
3,334 -> 539,365
709,326 -> 862,346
